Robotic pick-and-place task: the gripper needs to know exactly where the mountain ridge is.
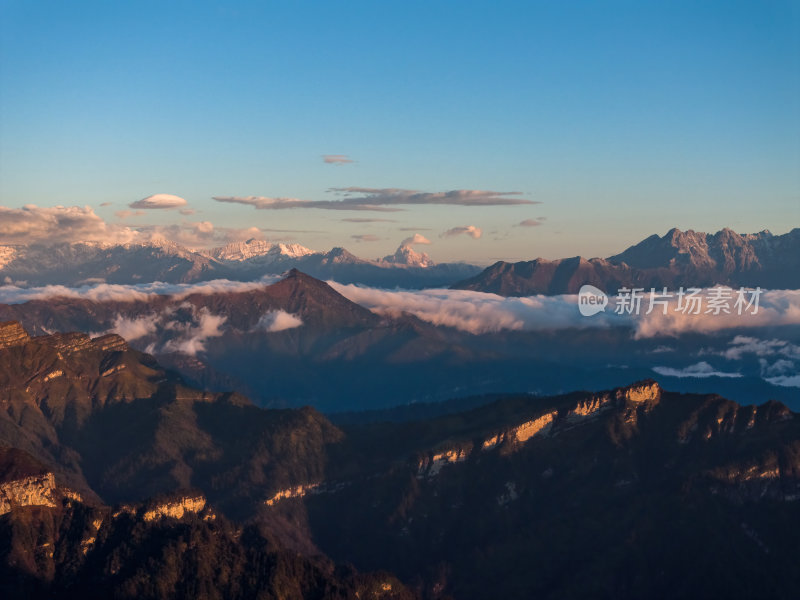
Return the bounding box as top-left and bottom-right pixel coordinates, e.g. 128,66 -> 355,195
453,227 -> 800,295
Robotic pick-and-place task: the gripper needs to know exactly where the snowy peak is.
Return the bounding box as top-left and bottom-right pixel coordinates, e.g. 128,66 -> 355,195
208,239 -> 317,262
319,247 -> 367,265
381,244 -> 435,268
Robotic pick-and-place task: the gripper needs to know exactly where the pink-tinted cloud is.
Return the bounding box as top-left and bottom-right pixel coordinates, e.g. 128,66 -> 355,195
130,193 -> 188,210
441,225 -> 482,239
0,205 -> 140,245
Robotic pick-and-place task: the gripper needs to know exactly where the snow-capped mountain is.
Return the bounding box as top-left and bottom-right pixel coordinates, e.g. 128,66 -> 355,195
380,244 -> 435,268
207,239 -> 318,262
0,238 -> 481,289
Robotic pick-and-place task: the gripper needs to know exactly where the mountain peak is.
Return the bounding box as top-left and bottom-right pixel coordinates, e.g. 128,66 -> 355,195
382,244 -> 435,268
208,239 -> 316,262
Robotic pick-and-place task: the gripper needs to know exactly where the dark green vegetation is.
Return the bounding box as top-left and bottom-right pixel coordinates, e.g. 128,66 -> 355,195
1,320 -> 800,598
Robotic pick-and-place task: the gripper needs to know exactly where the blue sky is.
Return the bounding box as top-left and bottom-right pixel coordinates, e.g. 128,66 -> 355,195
1,0 -> 798,263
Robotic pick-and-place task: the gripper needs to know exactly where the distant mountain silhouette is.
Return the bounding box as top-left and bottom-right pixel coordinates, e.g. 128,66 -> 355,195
453,227 -> 800,295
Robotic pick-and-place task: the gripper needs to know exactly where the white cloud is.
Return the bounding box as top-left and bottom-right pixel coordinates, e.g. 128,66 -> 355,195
722,336 -> 800,360
0,205 -> 139,245
256,310 -> 304,333
631,289 -> 800,339
0,276 -> 281,305
764,374 -> 800,388
108,314 -> 159,341
441,225 -> 482,239
162,308 -> 226,356
652,362 -> 742,378
328,283 -> 621,334
129,194 -> 188,210
400,233 -> 432,247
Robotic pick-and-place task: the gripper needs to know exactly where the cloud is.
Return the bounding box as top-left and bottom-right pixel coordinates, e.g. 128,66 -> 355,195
0,275 -> 281,305
99,202 -> 112,207
630,289 -> 800,339
440,225 -> 482,239
328,284 -> 622,334
329,284 -> 800,337
213,188 -> 536,212
323,154 -> 355,165
341,218 -> 396,223
400,233 -> 431,247
108,314 -> 159,341
721,336 -> 800,360
652,362 -> 742,378
162,308 -> 227,356
0,204 -> 257,249
128,194 -> 186,210
758,357 -> 800,388
0,205 -> 140,245
129,193 -> 188,210
764,374 -> 800,388
351,234 -> 381,242
517,217 -> 546,227
138,223 -> 264,249
256,310 -> 304,333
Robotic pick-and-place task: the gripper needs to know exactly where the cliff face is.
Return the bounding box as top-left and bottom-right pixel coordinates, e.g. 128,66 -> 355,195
306,381 -> 800,600
0,322 -> 344,517
0,320 -> 29,348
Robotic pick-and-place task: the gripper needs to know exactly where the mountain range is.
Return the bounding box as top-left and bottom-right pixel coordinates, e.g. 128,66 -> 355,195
0,237 -> 480,289
453,227 -> 800,295
1,322 -> 799,598
3,227 -> 798,293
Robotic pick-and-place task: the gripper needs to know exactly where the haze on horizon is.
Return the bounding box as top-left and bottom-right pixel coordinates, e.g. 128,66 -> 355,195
0,1 -> 798,263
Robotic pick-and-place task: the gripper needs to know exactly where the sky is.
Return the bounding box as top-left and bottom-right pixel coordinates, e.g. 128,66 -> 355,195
1,0 -> 798,263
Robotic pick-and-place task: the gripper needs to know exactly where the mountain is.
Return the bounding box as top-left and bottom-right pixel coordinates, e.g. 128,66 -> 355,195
208,239 -> 318,262
380,244 -> 435,268
0,271 -> 520,411
307,380 -> 800,599
453,227 -> 800,295
0,239 -> 481,289
0,240 -> 230,287
1,269 -> 798,412
0,321 -> 414,598
2,333 -> 799,599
